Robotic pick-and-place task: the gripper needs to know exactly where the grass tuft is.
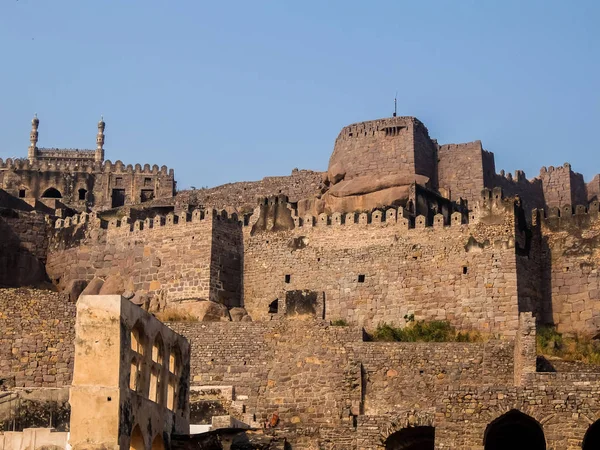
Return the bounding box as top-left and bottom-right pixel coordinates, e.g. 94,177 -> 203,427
154,309 -> 199,323
537,325 -> 600,365
331,319 -> 349,326
369,320 -> 483,342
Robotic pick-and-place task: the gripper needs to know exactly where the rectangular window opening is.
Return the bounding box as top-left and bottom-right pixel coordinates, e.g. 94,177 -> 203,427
18,189 -> 26,198
358,274 -> 365,283
285,274 -> 291,284
141,189 -> 155,203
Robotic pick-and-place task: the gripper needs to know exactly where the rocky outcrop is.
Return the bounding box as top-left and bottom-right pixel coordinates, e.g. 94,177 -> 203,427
80,277 -> 104,296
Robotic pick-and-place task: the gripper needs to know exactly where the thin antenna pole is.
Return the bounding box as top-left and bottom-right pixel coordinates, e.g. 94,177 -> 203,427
393,92 -> 397,117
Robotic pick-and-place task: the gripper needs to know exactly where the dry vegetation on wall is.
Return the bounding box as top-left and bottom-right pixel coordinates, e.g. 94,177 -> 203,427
368,318 -> 485,343
154,309 -> 200,323
537,325 -> 600,365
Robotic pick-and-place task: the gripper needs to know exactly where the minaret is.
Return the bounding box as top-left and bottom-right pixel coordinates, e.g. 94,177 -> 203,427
96,116 -> 105,162
28,114 -> 39,163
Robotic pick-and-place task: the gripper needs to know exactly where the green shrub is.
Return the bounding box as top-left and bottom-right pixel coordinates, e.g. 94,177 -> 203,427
331,319 -> 348,326
370,320 -> 483,343
537,325 -> 600,365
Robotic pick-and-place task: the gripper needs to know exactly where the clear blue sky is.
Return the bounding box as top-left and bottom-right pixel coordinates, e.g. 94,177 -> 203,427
1,0 -> 598,189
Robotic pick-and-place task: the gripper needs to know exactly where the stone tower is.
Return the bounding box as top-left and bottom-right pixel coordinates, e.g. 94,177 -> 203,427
95,116 -> 105,163
28,114 -> 39,163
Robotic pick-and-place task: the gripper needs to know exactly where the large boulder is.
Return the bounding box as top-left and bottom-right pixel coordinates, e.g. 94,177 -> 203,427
129,291 -> 148,306
98,274 -> 125,295
80,277 -> 104,296
229,307 -> 249,322
328,162 -> 346,185
64,279 -> 88,302
328,173 -> 429,198
168,300 -> 231,322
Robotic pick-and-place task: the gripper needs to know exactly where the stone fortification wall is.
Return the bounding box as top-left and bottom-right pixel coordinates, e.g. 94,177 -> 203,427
0,209 -> 50,287
437,141 -> 487,206
538,163 -> 579,208
0,158 -> 174,210
536,202 -> 600,334
329,117 -> 436,183
0,289 -> 75,388
167,316 -> 600,449
491,170 -> 545,216
168,321 -> 361,429
243,202 -> 522,335
437,140 -> 594,216
168,321 -> 519,441
588,174 -> 600,203
46,209 -> 242,306
360,340 -> 514,416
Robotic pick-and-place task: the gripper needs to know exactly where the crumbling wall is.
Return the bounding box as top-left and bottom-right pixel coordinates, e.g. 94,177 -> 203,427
0,289 -> 75,388
0,209 -> 50,287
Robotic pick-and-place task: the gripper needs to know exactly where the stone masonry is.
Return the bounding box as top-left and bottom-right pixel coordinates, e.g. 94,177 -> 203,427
2,113 -> 600,449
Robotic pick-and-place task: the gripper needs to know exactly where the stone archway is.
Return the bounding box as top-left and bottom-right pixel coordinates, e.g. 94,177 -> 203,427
583,419 -> 600,450
484,409 -> 545,450
384,426 -> 435,450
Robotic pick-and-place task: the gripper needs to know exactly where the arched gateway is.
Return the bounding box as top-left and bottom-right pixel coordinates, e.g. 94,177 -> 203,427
484,410 -> 545,450
385,426 -> 435,450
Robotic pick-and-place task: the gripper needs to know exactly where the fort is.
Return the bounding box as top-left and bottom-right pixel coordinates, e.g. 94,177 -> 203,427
1,114 -> 600,449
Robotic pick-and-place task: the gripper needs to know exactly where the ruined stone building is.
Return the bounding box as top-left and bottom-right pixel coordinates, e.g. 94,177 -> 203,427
2,115 -> 600,449
0,116 -> 175,212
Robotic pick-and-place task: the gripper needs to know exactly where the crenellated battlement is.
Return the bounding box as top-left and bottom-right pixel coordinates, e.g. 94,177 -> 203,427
539,162 -> 572,175
285,206 -> 467,231
53,207 -> 240,232
0,157 -> 174,177
533,200 -> 600,229
335,116 -> 423,142
246,189 -> 522,234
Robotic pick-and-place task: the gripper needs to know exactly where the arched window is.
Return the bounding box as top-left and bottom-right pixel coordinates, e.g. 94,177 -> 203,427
385,426 -> 435,450
167,345 -> 182,411
151,434 -> 165,450
41,187 -> 62,198
583,419 -> 600,450
152,334 -> 164,365
131,325 -> 145,355
130,323 -> 145,394
129,425 -> 145,450
484,410 -> 545,450
150,334 -> 164,405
